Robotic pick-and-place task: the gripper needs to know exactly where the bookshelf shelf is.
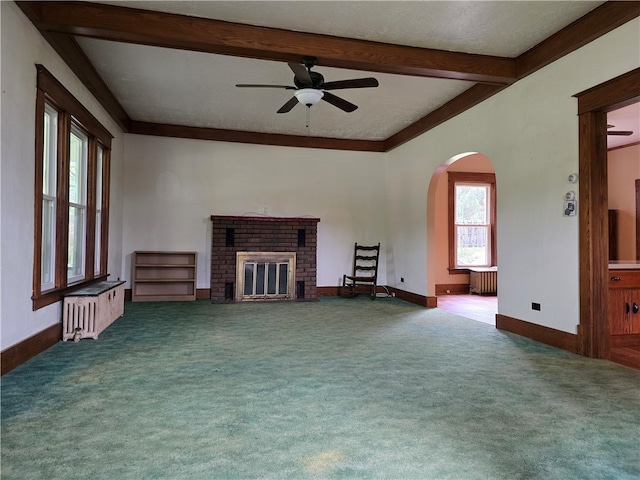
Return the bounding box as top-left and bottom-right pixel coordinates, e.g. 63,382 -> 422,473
132,251 -> 196,301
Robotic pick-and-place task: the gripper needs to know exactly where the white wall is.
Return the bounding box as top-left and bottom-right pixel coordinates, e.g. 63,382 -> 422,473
386,18 -> 640,334
0,2 -> 125,351
2,1 -> 638,352
122,135 -> 387,289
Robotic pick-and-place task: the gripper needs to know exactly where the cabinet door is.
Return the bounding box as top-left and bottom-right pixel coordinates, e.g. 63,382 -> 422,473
610,289 -> 640,335
631,289 -> 640,334
610,289 -> 631,335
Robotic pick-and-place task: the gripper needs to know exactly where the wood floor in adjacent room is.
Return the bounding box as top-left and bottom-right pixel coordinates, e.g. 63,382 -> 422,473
437,294 -> 497,325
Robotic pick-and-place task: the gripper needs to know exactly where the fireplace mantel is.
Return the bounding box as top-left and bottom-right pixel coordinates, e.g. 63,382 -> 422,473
210,215 -> 320,303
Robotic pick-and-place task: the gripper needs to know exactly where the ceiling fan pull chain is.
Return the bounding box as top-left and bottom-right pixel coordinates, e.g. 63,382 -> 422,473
306,107 -> 311,135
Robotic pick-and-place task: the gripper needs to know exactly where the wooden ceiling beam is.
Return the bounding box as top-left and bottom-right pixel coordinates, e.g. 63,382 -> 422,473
516,1 -> 640,79
384,84 -> 506,150
17,1 -> 640,152
17,3 -> 131,132
46,33 -> 131,132
129,121 -> 386,153
384,1 -> 640,151
17,1 -> 516,85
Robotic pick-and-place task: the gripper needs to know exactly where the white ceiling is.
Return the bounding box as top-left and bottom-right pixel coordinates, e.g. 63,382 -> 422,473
48,1 -> 637,146
608,103 -> 640,149
97,1 -> 601,57
77,37 -> 475,140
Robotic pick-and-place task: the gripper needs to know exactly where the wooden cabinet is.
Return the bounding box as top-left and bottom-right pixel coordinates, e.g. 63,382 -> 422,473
132,251 -> 197,302
609,269 -> 640,341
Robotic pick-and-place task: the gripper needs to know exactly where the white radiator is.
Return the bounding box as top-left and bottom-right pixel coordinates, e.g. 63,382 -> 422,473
469,267 -> 497,295
62,281 -> 125,341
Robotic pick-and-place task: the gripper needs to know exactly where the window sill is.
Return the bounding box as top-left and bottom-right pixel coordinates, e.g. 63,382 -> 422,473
448,266 -> 496,275
448,268 -> 470,275
32,275 -> 108,310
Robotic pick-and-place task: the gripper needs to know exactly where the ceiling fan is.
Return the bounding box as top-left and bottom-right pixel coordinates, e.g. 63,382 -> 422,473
607,124 -> 633,136
236,56 -> 379,113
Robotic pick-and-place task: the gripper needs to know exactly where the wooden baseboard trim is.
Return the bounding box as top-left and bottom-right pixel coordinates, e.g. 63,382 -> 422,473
318,286 -> 433,307
317,286 -> 341,296
435,283 -> 470,295
1,323 -> 62,375
317,286 -> 392,297
196,288 -> 210,300
387,287 -> 433,307
609,346 -> 640,370
496,314 -> 579,354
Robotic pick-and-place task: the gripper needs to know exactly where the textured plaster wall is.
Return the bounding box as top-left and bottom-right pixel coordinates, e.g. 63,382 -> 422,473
122,135 -> 387,290
2,2 -> 639,352
1,3 -> 125,350
385,18 -> 640,334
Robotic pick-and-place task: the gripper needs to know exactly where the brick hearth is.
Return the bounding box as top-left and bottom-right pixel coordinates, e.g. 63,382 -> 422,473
210,216 -> 320,302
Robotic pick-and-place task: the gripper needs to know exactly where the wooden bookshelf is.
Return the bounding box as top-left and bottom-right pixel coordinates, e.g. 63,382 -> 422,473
132,251 -> 197,302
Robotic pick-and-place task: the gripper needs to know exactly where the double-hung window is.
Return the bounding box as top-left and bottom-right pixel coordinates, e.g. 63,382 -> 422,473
33,65 -> 113,309
68,124 -> 88,283
448,172 -> 497,271
41,104 -> 58,291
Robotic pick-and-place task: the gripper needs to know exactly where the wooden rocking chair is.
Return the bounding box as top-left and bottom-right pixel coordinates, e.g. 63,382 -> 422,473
341,243 -> 380,300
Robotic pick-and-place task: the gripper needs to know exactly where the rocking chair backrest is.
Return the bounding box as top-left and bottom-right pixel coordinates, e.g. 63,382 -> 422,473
352,243 -> 380,279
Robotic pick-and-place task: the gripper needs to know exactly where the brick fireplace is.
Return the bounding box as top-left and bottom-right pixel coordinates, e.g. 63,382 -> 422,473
210,216 -> 320,302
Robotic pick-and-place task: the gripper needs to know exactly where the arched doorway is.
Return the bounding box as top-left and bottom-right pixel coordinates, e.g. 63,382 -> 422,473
427,152 -> 498,324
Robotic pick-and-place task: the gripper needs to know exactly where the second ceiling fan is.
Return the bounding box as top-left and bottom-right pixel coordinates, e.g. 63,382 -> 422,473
236,56 -> 379,113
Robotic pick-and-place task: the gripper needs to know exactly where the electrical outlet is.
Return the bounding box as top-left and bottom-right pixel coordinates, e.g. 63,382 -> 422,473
532,302 -> 541,311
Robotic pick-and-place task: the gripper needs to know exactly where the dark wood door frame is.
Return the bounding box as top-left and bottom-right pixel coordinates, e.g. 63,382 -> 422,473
575,68 -> 640,358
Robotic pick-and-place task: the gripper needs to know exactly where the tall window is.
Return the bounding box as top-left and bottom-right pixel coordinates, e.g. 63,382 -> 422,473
68,124 -> 88,283
95,145 -> 103,275
33,65 -> 113,309
448,172 -> 496,271
41,104 -> 58,291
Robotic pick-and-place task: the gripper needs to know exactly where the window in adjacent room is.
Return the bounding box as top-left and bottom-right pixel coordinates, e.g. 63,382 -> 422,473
33,65 -> 113,309
448,172 -> 496,271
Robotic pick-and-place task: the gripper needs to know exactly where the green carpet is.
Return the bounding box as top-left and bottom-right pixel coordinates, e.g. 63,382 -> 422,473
2,298 -> 639,479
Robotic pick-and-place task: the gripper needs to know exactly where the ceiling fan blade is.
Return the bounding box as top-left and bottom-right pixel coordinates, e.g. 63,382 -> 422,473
607,130 -> 634,136
321,91 -> 358,112
288,62 -> 312,85
321,78 -> 379,90
277,96 -> 299,114
236,84 -> 294,89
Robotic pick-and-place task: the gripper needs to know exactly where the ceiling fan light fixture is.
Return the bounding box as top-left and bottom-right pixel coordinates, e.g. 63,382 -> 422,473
295,88 -> 323,107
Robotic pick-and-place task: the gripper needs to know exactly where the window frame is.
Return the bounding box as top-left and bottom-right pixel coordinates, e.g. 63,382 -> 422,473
448,172 -> 497,273
32,65 -> 113,310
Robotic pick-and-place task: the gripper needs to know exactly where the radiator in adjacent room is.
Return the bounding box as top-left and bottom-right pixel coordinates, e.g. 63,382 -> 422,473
62,281 -> 125,341
469,267 -> 498,295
